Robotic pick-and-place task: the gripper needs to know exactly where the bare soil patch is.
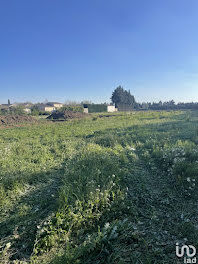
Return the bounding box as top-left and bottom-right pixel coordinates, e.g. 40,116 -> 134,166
0,115 -> 37,126
47,110 -> 87,121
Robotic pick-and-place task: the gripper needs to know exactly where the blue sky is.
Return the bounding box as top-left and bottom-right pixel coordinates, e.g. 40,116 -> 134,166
0,0 -> 198,104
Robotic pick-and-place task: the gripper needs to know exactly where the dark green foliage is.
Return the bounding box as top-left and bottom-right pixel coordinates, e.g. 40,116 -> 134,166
140,101 -> 198,111
83,104 -> 107,113
0,109 -> 5,115
111,86 -> 136,110
60,105 -> 84,113
0,105 -> 26,115
31,105 -> 40,116
10,105 -> 26,115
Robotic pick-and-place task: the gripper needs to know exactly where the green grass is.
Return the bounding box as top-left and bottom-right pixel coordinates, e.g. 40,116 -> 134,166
0,110 -> 198,263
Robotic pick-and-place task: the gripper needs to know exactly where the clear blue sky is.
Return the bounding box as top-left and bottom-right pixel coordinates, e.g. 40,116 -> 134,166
0,0 -> 198,104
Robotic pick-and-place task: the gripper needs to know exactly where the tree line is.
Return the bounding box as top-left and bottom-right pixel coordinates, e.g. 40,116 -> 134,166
111,86 -> 198,110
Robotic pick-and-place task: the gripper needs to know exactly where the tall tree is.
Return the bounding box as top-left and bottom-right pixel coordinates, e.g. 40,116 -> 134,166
111,86 -> 136,108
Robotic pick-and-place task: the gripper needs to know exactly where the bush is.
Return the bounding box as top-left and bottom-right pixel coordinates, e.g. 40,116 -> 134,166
0,106 -> 26,115
31,106 -> 40,116
39,111 -> 51,116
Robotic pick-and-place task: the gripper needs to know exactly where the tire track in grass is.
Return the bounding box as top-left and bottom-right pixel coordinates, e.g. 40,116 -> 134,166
125,153 -> 198,263
0,175 -> 62,263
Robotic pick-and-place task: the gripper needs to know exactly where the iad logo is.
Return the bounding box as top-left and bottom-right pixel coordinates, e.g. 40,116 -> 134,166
176,243 -> 196,263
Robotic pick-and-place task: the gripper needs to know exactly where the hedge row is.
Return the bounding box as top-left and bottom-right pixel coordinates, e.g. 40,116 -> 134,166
83,104 -> 107,113
60,105 -> 84,113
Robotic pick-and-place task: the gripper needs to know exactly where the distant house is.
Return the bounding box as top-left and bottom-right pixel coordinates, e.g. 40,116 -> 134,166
15,103 -> 32,114
0,104 -> 9,109
0,103 -> 14,111
36,102 -> 63,112
37,104 -> 56,112
0,99 -> 12,109
46,102 -> 63,109
21,103 -> 33,108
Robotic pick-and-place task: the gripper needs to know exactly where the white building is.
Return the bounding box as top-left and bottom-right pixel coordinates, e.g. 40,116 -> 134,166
46,102 -> 63,109
107,105 -> 118,112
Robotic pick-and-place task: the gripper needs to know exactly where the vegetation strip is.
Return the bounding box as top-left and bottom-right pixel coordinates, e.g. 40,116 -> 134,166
0,110 -> 197,263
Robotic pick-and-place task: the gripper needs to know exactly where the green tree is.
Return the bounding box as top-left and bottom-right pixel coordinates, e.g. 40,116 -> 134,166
111,86 -> 136,109
31,105 -> 40,116
10,105 -> 25,115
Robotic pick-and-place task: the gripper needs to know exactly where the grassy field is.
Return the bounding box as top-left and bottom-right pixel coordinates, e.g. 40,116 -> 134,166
0,110 -> 198,263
